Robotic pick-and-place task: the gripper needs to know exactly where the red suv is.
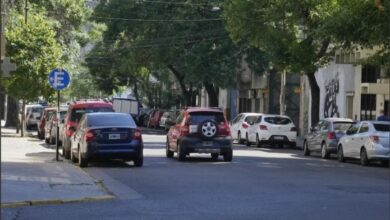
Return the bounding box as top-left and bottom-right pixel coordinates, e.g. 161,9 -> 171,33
166,107 -> 233,161
61,100 -> 114,159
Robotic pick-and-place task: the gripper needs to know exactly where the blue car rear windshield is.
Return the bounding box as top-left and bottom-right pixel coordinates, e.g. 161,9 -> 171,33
374,124 -> 390,132
88,114 -> 136,127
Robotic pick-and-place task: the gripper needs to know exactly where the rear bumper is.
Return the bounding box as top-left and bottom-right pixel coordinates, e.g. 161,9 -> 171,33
82,141 -> 143,160
179,136 -> 232,154
368,144 -> 389,161
326,140 -> 339,153
259,134 -> 296,145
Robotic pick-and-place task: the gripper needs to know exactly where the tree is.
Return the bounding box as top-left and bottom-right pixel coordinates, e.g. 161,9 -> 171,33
4,8 -> 62,135
223,0 -> 337,125
88,0 -> 241,107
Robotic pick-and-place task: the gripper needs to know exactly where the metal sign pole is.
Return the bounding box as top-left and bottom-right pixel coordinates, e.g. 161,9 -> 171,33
56,90 -> 60,161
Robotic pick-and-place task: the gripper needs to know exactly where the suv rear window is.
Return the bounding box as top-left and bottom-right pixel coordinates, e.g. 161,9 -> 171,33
70,107 -> 113,122
189,112 -> 225,124
374,124 -> 390,132
264,117 -> 291,125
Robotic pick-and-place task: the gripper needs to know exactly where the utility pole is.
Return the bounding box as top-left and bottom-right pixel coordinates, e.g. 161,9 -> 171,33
20,0 -> 28,137
280,70 -> 286,115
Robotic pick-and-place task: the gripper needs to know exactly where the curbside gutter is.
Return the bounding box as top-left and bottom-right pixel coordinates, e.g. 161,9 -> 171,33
1,195 -> 115,208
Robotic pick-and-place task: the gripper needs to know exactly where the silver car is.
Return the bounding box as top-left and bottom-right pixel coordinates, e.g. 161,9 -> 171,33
337,121 -> 389,166
303,118 -> 354,158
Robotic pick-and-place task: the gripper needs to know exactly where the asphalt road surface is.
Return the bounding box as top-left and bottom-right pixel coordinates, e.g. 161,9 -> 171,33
2,129 -> 389,220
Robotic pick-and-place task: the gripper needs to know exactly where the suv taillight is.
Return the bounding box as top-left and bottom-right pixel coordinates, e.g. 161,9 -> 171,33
327,132 -> 336,140
66,125 -> 76,137
133,128 -> 142,141
84,130 -> 95,142
218,122 -> 231,137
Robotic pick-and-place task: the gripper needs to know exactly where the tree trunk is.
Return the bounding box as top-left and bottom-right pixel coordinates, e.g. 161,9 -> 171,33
21,99 -> 25,137
0,88 -> 5,120
167,65 -> 191,106
132,80 -> 140,104
204,82 -> 219,107
5,96 -> 19,130
306,72 -> 320,126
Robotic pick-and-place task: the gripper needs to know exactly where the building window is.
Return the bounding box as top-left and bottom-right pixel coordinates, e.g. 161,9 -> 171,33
360,94 -> 376,120
362,65 -> 380,83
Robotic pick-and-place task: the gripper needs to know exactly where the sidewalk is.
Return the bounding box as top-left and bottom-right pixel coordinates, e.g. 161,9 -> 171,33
1,126 -> 114,208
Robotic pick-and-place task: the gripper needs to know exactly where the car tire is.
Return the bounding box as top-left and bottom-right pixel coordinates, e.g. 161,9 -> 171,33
290,142 -> 297,149
321,143 -> 330,159
337,145 -> 345,162
38,130 -> 44,140
199,120 -> 218,139
211,153 -> 219,160
70,149 -> 77,163
303,141 -> 310,156
63,138 -> 71,159
360,148 -> 369,166
223,149 -> 233,162
78,148 -> 88,167
256,134 -> 261,148
45,137 -> 50,144
238,132 -> 243,144
166,137 -> 174,158
246,133 -> 251,146
381,160 -> 389,167
134,153 -> 143,167
177,143 -> 186,161
50,135 -> 55,145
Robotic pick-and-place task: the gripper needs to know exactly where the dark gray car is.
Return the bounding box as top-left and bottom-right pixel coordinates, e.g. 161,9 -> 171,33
303,118 -> 354,158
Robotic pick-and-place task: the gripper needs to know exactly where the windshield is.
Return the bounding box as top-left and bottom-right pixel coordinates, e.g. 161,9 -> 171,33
264,117 -> 292,125
189,112 -> 225,124
70,107 -> 113,122
373,123 -> 390,132
333,122 -> 354,132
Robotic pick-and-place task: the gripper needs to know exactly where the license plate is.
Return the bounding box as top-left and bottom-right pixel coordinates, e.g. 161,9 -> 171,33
203,141 -> 213,146
109,134 -> 120,140
189,125 -> 198,133
274,136 -> 284,140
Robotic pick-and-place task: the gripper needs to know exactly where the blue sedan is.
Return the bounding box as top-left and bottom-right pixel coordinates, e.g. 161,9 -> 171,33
70,112 -> 143,167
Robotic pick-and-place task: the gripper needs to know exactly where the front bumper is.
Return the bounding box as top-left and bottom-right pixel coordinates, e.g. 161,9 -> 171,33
179,136 -> 232,154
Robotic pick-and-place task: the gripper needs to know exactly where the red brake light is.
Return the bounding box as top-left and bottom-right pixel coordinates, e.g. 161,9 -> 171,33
370,135 -> 379,143
133,128 -> 142,141
260,125 -> 268,130
242,122 -> 249,129
290,127 -> 297,132
84,130 -> 95,142
327,132 -> 336,140
218,121 -> 231,137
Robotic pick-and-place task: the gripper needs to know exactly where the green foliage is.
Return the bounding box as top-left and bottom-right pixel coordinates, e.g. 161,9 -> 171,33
87,0 -> 242,107
4,8 -> 62,102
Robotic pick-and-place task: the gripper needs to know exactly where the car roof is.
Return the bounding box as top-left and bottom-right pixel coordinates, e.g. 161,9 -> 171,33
185,107 -> 223,113
86,112 -> 128,117
324,117 -> 354,122
69,101 -> 112,109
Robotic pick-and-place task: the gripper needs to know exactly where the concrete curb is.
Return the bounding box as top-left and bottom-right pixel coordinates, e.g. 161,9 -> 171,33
1,195 -> 115,208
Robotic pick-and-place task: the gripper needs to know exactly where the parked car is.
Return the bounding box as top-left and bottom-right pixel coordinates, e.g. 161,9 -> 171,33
166,107 -> 233,161
230,113 -> 262,144
24,104 -> 44,129
44,108 -> 68,145
337,121 -> 389,166
70,112 -> 143,167
246,114 -> 297,148
61,100 -> 114,159
37,107 -> 56,139
141,109 -> 154,127
159,110 -> 180,131
148,109 -> 164,128
303,118 -> 354,158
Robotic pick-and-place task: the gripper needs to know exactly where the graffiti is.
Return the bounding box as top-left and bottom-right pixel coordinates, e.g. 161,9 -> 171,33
324,73 -> 340,118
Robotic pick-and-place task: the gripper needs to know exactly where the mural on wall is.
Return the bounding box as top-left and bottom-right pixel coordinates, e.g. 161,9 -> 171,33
324,72 -> 340,118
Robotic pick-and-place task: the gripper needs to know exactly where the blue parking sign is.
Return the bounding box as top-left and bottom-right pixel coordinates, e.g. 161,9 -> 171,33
48,68 -> 70,90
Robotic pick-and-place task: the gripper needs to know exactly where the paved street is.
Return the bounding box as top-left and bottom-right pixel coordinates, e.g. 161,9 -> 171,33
1,129 -> 389,220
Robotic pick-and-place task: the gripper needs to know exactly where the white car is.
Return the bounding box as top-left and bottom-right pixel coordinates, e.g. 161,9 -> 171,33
230,113 -> 262,144
337,121 -> 389,166
246,114 -> 297,148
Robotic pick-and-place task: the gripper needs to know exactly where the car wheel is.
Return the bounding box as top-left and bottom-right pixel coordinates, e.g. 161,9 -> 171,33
321,143 -> 330,159
63,139 -> 71,159
360,148 -> 369,166
381,160 -> 389,167
223,149 -> 233,162
70,149 -> 77,163
166,137 -> 174,158
45,137 -> 50,144
50,135 -> 55,145
238,132 -> 243,144
134,153 -> 143,167
303,141 -> 310,156
38,130 -> 43,140
245,133 -> 251,146
78,148 -> 88,167
256,134 -> 261,148
337,145 -> 345,162
290,142 -> 297,149
211,153 -> 219,160
177,143 -> 186,161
